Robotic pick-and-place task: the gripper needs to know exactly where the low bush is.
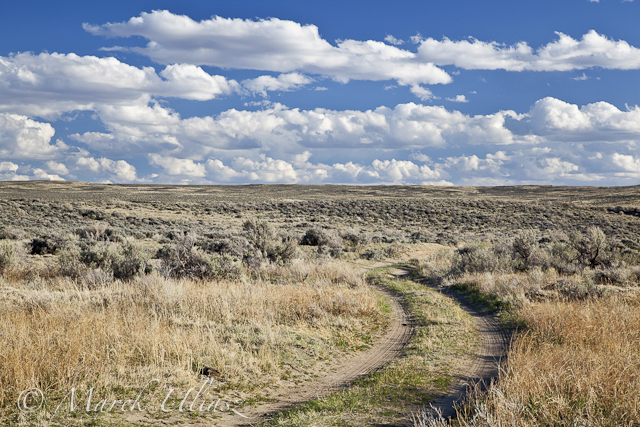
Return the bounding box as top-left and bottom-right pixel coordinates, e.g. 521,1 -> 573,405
243,219 -> 298,265
301,228 -> 343,249
0,227 -> 24,240
157,232 -> 239,280
30,233 -> 73,255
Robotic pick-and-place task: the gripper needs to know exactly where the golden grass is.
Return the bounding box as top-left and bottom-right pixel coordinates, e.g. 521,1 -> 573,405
0,259 -> 385,418
456,295 -> 640,426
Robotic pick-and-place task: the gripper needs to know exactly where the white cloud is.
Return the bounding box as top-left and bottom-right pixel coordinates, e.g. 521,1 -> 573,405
371,159 -> 441,182
515,97 -> 640,141
45,161 -> 70,175
0,52 -> 242,120
446,95 -> 469,103
66,100 -> 529,159
149,154 -> 206,177
573,72 -> 589,81
541,158 -> 579,176
417,30 -> 640,72
159,64 -> 240,100
384,35 -> 404,46
0,162 -> 19,173
0,113 -> 62,160
409,152 -> 431,163
32,168 -> 65,181
242,73 -> 313,96
612,153 -> 640,172
203,156 -> 445,184
75,156 -> 138,182
85,11 -> 452,88
409,85 -> 435,101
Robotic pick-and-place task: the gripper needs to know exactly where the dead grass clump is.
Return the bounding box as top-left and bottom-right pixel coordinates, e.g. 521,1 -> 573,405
456,295 -> 640,426
255,258 -> 366,289
0,241 -> 18,273
0,258 -> 383,415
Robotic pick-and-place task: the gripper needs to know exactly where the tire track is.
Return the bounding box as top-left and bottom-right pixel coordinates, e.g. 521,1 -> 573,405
426,283 -> 511,420
207,262 -> 510,425
221,266 -> 413,426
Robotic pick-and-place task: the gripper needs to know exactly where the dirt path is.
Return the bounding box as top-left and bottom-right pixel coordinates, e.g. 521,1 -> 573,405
425,283 -> 511,420
220,269 -> 413,426
217,260 -> 509,425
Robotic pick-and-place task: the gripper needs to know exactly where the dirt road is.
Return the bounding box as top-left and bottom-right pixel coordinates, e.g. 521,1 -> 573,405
211,263 -> 510,426
223,279 -> 413,426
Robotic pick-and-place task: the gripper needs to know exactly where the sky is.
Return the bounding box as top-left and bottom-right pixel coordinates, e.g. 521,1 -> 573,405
1,0 -> 640,185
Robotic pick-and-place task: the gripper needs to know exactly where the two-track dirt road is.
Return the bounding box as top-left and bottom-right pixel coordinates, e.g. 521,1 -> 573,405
209,259 -> 510,426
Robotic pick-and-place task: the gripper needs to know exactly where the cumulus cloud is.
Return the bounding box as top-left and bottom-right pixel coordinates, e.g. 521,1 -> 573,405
409,85 -> 436,101
0,52 -> 241,119
63,100 -> 526,160
32,168 -> 65,181
242,73 -> 314,96
0,113 -> 63,159
84,10 -> 452,87
75,156 -> 138,182
0,162 -> 19,173
149,154 -> 206,177
446,95 -> 469,103
384,35 -> 404,45
512,97 -> 640,141
65,95 -> 640,165
612,153 -> 640,176
45,161 -> 70,175
203,156 -> 448,184
417,30 -> 640,71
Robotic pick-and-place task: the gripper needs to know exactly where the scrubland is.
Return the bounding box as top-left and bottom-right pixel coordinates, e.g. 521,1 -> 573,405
0,182 -> 639,426
413,224 -> 640,426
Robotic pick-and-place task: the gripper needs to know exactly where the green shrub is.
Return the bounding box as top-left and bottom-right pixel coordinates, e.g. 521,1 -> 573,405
569,226 -> 609,269
111,243 -> 152,280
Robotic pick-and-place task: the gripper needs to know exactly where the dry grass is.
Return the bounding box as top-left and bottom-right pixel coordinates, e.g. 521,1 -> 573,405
454,295 -> 640,426
0,258 -> 386,422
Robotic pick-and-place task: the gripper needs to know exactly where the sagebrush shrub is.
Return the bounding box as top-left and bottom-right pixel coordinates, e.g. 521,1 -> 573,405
157,232 -> 239,280
57,250 -> 86,279
453,244 -> 512,274
301,228 -> 343,249
0,227 -> 24,240
512,230 -> 538,270
243,219 -> 297,265
30,234 -> 73,255
111,243 -> 152,280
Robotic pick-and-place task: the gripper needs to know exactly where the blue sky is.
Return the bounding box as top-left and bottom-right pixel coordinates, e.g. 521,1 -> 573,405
1,0 -> 640,185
